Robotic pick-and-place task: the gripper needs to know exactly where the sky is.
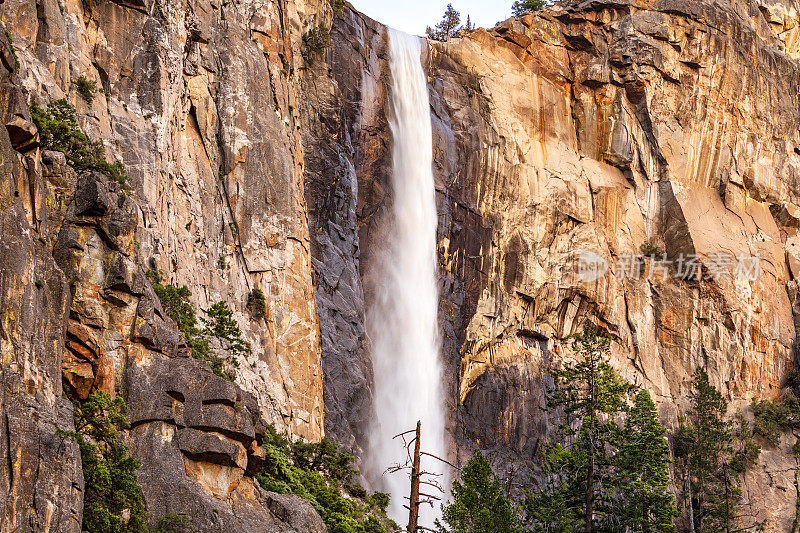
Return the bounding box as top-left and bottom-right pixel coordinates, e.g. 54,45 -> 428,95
349,0 -> 515,37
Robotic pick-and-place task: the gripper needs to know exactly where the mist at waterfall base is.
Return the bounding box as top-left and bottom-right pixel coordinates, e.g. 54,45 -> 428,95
365,29 -> 448,527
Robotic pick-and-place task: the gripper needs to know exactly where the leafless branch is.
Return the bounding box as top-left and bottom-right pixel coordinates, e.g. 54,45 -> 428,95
420,452 -> 459,470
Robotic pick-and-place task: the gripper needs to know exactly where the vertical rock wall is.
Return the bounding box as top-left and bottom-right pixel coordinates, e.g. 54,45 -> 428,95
2,0 -> 800,528
1,0 -> 327,441
0,0 -> 332,528
303,0 -> 800,528
0,34 -> 83,531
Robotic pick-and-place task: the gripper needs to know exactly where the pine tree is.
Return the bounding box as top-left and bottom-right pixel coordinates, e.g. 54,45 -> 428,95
614,390 -> 677,533
437,450 -> 522,533
426,4 -> 461,41
674,369 -> 763,533
464,15 -> 474,31
526,326 -> 635,532
512,0 -> 547,17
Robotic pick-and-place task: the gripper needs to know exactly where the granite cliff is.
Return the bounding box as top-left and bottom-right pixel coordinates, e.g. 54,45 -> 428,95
0,0 -> 799,529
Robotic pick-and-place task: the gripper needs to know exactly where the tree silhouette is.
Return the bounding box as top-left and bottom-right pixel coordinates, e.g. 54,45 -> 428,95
426,4 -> 461,41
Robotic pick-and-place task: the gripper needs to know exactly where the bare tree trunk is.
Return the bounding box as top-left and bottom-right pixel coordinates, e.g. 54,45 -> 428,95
407,421 -> 422,533
585,356 -> 596,533
725,472 -> 731,533
688,480 -> 696,533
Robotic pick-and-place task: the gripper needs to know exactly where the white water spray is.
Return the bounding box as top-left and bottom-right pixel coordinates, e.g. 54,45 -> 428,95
366,29 -> 447,526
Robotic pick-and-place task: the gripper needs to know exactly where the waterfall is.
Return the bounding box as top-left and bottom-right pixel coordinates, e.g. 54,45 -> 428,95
366,29 -> 447,527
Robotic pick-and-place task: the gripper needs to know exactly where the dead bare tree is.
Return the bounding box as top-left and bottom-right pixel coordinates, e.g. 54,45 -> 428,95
386,421 -> 457,533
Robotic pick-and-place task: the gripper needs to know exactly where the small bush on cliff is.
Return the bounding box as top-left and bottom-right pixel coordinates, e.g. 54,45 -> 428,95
4,31 -> 19,71
247,288 -> 267,319
511,0 -> 547,17
203,301 -> 251,358
302,25 -> 331,65
257,425 -> 397,532
30,99 -> 129,188
640,239 -> 664,257
751,371 -> 800,447
752,399 -> 800,446
64,392 -> 147,533
151,514 -> 191,533
74,75 -> 98,105
329,0 -> 344,16
146,270 -> 233,381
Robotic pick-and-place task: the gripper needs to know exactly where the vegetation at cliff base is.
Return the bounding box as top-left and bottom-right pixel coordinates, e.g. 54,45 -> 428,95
430,327 -> 771,533
437,450 -> 522,533
65,392 -> 147,533
257,425 -> 397,533
523,326 -> 677,532
30,99 -> 128,188
674,369 -> 763,532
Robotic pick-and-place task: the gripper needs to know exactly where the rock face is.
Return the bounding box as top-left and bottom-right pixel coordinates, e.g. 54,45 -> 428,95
302,0 -> 800,529
0,35 -> 83,532
1,0 -> 326,441
2,0 -> 800,529
426,5 -> 800,529
0,0 -> 330,527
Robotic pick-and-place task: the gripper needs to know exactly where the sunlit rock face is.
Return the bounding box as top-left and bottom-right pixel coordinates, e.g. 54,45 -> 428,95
0,0 -> 331,527
304,0 -> 800,529
425,1 -> 800,527
1,0 -> 326,442
2,0 -> 800,528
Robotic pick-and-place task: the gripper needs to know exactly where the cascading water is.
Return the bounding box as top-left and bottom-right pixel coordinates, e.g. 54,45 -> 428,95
366,29 -> 447,527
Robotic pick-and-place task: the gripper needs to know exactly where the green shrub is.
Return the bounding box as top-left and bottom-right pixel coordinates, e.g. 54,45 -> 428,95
330,0 -> 344,15
4,31 -> 19,71
753,398 -> 800,446
302,25 -> 331,64
74,75 -> 98,105
30,99 -> 129,189
203,301 -> 251,357
146,270 -> 230,380
640,239 -> 664,257
151,514 -> 191,533
256,426 -> 397,533
64,392 -> 147,533
512,0 -> 547,16
369,492 -> 389,513
440,450 -> 522,533
247,288 -> 267,319
787,369 -> 800,397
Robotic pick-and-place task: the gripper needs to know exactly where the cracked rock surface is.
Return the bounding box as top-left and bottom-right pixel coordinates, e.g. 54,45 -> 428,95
1,0 -> 800,529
